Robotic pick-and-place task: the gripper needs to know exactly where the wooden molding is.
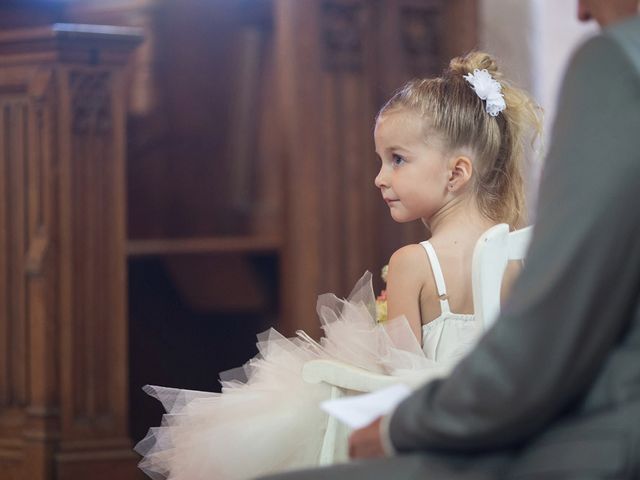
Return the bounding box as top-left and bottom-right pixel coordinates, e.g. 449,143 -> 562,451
0,23 -> 143,67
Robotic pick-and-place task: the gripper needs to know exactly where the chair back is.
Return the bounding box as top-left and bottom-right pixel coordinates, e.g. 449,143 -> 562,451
472,223 -> 533,330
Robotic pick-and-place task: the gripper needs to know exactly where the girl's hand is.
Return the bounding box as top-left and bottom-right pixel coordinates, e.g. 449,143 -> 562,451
348,417 -> 386,459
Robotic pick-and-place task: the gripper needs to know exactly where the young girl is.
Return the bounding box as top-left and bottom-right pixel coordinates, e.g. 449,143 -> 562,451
376,51 -> 541,353
135,51 -> 541,480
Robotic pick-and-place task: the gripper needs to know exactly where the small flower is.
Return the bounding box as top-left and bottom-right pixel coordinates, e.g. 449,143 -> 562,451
375,295 -> 388,323
375,265 -> 389,323
463,69 -> 506,117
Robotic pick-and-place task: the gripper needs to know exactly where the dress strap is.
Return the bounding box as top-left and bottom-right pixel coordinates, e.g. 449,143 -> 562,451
419,241 -> 451,314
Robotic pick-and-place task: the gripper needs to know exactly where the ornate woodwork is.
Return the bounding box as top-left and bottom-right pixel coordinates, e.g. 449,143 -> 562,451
0,24 -> 143,480
321,1 -> 366,71
400,4 -> 442,74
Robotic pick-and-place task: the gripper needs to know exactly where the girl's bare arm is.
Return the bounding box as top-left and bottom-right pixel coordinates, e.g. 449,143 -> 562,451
385,245 -> 428,343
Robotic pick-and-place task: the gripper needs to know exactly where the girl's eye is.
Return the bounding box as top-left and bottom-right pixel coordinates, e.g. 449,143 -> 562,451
391,154 -> 405,167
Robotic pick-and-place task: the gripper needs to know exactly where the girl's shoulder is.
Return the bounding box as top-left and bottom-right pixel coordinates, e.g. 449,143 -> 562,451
387,243 -> 441,326
389,243 -> 428,266
388,243 -> 432,284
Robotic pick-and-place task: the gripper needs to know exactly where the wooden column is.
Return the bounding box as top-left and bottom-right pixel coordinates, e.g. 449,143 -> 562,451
275,1 -> 324,337
0,24 -> 143,480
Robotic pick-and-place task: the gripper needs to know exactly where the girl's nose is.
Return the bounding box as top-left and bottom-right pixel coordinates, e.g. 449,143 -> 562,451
374,168 -> 387,189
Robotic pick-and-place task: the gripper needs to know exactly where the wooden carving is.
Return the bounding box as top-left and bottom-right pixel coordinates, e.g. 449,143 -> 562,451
0,99 -> 30,412
70,71 -> 112,135
400,4 -> 442,75
0,23 -> 142,480
0,66 -> 58,480
321,1 -> 366,71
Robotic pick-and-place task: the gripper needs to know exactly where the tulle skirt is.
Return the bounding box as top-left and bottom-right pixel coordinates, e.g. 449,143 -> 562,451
134,272 -> 451,480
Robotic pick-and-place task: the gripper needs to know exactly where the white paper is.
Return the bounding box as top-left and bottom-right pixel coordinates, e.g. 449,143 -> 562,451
320,384 -> 412,430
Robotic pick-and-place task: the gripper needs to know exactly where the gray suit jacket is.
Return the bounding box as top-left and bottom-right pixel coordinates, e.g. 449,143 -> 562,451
261,15 -> 640,480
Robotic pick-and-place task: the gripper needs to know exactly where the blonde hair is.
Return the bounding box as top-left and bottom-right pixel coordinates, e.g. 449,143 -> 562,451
378,51 -> 542,228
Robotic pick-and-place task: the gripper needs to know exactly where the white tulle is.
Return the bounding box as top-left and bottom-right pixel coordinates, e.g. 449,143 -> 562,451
134,272 -> 471,480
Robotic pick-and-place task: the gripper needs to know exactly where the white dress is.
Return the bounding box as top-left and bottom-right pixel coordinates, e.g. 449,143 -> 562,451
135,241 -> 483,480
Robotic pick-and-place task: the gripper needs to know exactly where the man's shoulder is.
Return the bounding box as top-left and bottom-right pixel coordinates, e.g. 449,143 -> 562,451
604,15 -> 640,46
604,16 -> 640,73
563,19 -> 640,95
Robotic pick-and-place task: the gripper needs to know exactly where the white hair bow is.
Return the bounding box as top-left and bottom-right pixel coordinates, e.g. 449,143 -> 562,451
463,69 -> 506,117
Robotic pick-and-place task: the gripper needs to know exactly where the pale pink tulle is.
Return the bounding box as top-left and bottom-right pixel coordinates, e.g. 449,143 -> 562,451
135,272 -> 453,480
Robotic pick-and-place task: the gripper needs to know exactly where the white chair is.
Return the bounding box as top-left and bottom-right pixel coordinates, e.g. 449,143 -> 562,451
303,223 -> 534,464
472,223 -> 533,329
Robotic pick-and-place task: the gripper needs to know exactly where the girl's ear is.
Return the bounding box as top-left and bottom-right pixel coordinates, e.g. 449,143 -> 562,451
447,155 -> 473,192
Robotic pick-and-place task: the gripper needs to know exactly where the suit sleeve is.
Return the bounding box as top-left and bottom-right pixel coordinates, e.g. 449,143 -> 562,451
389,33 -> 640,452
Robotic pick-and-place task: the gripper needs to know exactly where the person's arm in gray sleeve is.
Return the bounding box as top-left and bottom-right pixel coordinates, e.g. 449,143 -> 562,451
389,32 -> 640,453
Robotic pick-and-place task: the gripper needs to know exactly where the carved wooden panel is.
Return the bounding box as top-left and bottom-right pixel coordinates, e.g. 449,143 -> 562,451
400,3 -> 442,74
70,71 -> 112,135
23,68 -> 59,480
0,23 -> 142,480
65,68 -> 114,425
0,99 -> 29,413
0,65 -> 58,480
321,0 -> 366,71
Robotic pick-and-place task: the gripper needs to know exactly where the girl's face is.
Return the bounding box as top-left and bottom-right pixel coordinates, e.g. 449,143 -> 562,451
374,110 -> 451,224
